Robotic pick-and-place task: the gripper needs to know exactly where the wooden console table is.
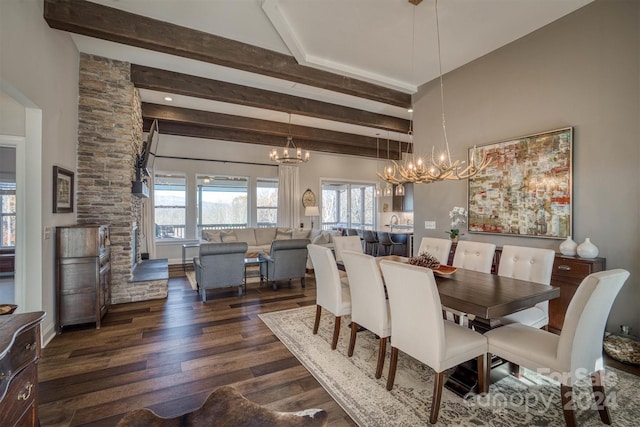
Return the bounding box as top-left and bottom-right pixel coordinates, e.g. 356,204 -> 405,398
447,243 -> 605,333
0,311 -> 46,426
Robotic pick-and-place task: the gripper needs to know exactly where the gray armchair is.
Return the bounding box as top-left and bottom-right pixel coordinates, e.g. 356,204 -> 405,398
259,239 -> 310,291
193,242 -> 248,302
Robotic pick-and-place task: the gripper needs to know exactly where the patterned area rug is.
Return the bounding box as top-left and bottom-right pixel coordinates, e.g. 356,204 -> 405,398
259,306 -> 640,426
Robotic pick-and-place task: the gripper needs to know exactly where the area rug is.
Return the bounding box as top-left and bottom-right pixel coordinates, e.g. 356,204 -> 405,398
259,306 -> 640,426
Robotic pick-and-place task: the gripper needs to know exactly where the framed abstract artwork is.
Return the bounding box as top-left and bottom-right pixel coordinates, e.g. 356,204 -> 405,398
467,127 -> 572,239
53,166 -> 74,213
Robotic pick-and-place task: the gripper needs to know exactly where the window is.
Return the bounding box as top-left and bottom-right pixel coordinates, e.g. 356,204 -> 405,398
321,181 -> 376,230
256,178 -> 278,228
197,175 -> 248,234
154,173 -> 186,239
0,182 -> 16,248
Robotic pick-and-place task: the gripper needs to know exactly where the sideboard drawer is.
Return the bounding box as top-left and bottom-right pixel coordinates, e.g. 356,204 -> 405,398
553,259 -> 592,279
2,362 -> 37,423
8,327 -> 39,375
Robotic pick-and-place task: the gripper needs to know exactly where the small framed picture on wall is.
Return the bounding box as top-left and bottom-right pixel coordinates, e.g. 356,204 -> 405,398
53,166 -> 74,213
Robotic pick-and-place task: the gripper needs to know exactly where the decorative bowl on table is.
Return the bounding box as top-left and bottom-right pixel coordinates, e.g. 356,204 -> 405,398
432,265 -> 457,276
0,304 -> 18,315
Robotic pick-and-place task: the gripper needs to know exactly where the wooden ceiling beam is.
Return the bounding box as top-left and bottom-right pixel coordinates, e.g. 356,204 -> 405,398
44,0 -> 412,108
141,103 -> 408,155
132,66 -> 410,133
148,120 -> 402,159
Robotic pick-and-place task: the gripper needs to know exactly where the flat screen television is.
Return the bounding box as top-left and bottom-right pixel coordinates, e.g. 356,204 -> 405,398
132,119 -> 159,198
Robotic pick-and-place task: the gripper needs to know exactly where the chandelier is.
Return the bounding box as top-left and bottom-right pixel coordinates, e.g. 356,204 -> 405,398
269,113 -> 310,165
378,0 -> 490,186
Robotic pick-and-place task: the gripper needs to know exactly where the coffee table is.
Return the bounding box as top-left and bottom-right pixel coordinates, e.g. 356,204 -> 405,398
244,257 -> 267,293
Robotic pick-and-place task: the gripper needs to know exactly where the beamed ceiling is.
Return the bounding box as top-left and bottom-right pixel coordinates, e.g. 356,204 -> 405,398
43,0 -> 594,160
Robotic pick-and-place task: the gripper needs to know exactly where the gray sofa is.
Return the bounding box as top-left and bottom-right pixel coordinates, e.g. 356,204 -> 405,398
193,242 -> 248,302
259,239 -> 310,290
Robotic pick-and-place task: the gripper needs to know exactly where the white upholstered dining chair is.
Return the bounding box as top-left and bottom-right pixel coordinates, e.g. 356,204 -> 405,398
451,241 -> 496,273
417,237 -> 452,264
307,244 -> 352,350
380,260 -> 487,424
449,241 -> 496,325
341,250 -> 391,379
333,235 -> 363,262
497,245 -> 555,329
485,269 -> 629,427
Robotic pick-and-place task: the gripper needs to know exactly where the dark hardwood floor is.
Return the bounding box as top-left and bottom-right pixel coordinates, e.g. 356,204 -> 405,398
38,274 -> 356,427
37,272 -> 640,426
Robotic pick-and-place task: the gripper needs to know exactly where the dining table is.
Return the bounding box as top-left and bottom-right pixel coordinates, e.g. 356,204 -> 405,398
369,255 -> 561,395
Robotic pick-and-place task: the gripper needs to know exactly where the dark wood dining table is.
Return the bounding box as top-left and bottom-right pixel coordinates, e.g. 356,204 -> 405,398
369,256 -> 561,395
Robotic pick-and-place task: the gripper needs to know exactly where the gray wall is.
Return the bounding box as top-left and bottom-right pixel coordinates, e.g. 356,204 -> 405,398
412,0 -> 639,333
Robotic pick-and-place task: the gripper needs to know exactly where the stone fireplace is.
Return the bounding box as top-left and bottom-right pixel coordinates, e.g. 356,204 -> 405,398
76,54 -> 167,304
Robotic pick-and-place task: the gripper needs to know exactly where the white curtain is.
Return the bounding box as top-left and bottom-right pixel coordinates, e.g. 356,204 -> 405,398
277,165 -> 300,228
141,173 -> 156,259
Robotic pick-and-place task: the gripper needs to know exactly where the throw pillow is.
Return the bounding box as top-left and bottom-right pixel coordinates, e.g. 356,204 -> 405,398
293,229 -> 311,240
275,227 -> 293,240
311,232 -> 329,245
221,230 -> 238,242
202,230 -> 223,243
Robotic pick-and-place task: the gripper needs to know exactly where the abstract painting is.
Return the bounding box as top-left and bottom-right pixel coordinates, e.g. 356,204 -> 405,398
467,127 -> 572,239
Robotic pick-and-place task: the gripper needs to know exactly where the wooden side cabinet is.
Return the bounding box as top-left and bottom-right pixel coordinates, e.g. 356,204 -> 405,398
56,225 -> 111,333
548,255 -> 605,334
0,311 -> 46,427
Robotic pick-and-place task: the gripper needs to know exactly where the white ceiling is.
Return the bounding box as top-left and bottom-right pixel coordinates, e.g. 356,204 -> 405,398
72,0 -> 594,137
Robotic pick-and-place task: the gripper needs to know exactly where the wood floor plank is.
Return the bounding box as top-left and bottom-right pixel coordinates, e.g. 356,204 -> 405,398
37,275 -> 357,426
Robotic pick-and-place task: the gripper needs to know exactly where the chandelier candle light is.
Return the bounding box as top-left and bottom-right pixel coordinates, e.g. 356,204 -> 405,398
378,0 -> 491,186
269,113 -> 310,165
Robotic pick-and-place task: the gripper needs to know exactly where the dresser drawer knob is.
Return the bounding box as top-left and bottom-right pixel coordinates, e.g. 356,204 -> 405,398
25,342 -> 37,351
558,265 -> 572,271
0,370 -> 11,381
17,383 -> 33,401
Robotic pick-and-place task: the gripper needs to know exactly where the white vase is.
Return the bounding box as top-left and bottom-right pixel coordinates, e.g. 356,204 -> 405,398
577,238 -> 599,258
559,236 -> 578,256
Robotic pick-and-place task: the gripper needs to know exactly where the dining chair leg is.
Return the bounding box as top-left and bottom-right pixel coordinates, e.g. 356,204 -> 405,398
430,371 -> 445,424
386,347 -> 399,391
348,322 -> 358,357
560,384 -> 578,427
477,354 -> 487,394
331,316 -> 341,350
375,337 -> 387,379
591,370 -> 612,424
313,305 -> 322,335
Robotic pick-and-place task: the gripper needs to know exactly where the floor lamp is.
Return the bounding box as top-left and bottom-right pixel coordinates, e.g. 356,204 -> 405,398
305,206 -> 320,229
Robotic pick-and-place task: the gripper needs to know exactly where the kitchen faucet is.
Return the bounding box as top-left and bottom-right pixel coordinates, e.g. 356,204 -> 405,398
390,215 -> 399,229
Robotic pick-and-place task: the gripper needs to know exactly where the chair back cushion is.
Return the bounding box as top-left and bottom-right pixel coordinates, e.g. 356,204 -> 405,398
267,239 -> 310,280
380,260 -> 444,367
417,237 -> 452,264
333,236 -> 362,262
307,244 -> 348,315
452,241 -> 496,273
557,269 -> 629,381
498,245 -> 555,285
341,251 -> 390,338
198,242 -> 248,288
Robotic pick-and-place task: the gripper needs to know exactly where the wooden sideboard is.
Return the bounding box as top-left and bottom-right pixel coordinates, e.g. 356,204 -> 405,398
0,311 -> 46,427
447,243 -> 605,333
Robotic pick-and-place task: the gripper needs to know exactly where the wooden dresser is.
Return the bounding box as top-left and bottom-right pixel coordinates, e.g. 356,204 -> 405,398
56,225 -> 111,333
0,311 -> 46,427
548,255 -> 605,333
447,243 -> 605,333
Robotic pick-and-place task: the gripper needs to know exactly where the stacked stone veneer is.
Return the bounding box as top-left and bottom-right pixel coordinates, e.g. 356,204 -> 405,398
76,54 -> 167,304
